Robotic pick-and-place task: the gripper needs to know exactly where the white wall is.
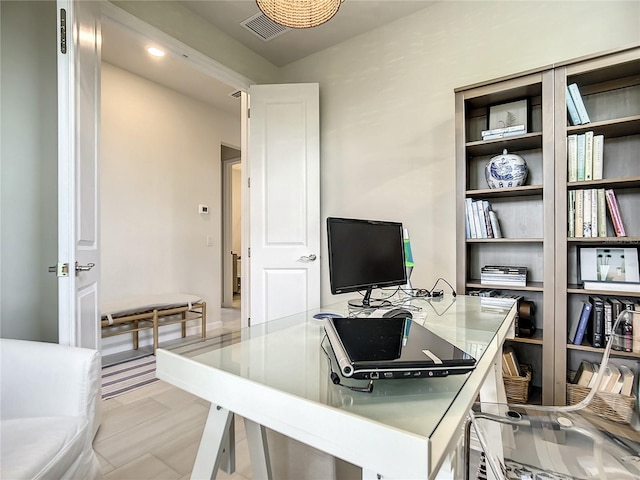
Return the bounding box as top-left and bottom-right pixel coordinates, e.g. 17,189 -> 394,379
0,1 -> 59,342
279,1 -> 640,302
100,62 -> 240,352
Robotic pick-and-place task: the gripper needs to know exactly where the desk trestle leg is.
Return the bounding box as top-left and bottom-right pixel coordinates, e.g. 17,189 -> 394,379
244,418 -> 273,480
191,406 -> 235,480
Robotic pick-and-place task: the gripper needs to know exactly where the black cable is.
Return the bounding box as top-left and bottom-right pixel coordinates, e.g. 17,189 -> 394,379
321,336 -> 374,393
428,277 -> 457,297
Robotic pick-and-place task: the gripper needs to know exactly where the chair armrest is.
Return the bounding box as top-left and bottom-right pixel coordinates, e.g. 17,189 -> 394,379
0,339 -> 101,424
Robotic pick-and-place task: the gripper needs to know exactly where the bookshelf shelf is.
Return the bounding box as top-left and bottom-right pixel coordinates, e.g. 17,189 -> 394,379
509,329 -> 544,345
458,45 -> 640,407
566,343 -> 640,360
466,185 -> 543,198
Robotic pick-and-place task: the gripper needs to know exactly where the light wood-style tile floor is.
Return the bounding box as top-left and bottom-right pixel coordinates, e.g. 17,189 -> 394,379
95,302 -> 251,480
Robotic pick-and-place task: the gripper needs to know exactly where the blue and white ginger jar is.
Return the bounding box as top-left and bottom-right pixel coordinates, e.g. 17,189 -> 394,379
485,149 -> 528,189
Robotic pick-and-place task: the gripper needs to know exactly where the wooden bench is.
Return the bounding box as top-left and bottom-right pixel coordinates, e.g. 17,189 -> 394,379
101,294 -> 206,352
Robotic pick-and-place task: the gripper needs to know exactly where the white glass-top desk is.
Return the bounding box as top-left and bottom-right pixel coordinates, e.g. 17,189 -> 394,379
156,295 -> 516,480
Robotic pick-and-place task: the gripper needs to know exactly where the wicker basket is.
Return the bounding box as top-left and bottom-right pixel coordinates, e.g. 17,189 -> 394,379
566,383 -> 636,424
503,364 -> 532,403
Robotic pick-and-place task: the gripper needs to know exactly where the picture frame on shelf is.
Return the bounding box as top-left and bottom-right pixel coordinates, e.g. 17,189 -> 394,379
488,99 -> 528,132
578,246 -> 640,292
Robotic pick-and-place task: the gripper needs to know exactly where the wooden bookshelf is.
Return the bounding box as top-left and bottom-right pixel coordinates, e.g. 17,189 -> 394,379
456,45 -> 640,407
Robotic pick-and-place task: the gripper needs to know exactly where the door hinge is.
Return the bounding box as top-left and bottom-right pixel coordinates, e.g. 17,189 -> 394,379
248,248 -> 251,258
247,108 -> 250,118
248,177 -> 251,188
48,262 -> 69,277
60,9 -> 67,54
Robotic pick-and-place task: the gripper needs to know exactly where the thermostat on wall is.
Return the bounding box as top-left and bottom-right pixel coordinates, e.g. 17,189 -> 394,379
199,204 -> 209,214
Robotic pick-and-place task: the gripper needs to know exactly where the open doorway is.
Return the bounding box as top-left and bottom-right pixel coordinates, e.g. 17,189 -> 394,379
222,145 -> 241,309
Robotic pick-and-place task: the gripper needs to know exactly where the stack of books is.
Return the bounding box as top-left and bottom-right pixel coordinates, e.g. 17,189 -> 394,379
465,198 -> 502,239
568,297 -> 640,349
481,124 -> 526,141
480,266 -> 527,287
568,188 -> 626,238
502,346 -> 521,377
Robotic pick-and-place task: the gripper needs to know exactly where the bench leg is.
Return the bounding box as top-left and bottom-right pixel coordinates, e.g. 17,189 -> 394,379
153,310 -> 159,353
133,320 -> 139,350
201,302 -> 207,339
182,311 -> 187,338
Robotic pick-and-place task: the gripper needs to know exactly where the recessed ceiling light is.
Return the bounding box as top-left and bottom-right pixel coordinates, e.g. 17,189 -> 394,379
147,47 -> 165,57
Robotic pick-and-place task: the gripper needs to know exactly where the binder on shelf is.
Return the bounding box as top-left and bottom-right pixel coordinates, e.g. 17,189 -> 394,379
568,83 -> 591,124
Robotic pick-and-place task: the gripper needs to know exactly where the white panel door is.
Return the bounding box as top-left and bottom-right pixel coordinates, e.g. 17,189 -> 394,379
57,0 -> 101,349
248,84 -> 320,325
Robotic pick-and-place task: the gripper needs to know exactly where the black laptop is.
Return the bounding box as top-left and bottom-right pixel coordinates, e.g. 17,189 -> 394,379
324,317 -> 476,380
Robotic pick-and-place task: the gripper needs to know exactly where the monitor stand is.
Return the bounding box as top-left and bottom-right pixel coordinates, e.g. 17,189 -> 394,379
347,288 -> 391,309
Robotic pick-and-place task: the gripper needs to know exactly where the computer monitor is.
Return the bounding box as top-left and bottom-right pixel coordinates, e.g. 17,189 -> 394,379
326,217 -> 407,308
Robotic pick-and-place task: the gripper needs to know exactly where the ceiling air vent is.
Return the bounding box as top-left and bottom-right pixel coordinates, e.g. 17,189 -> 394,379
228,90 -> 242,99
241,12 -> 290,41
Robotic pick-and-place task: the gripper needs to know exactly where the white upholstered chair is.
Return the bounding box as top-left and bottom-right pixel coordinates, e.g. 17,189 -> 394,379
1,338 -> 103,479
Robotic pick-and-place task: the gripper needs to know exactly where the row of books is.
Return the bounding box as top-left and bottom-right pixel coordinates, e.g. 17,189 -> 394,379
481,124 -> 526,141
567,132 -> 603,182
566,83 -> 591,126
568,296 -> 640,350
572,360 -> 634,396
464,198 -> 502,239
480,265 -> 527,287
568,188 -> 626,238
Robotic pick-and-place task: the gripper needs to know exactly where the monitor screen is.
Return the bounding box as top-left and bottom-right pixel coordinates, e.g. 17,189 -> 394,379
326,217 -> 407,307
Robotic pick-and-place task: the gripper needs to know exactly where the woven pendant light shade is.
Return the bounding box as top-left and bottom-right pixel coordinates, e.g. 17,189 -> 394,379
256,0 -> 344,29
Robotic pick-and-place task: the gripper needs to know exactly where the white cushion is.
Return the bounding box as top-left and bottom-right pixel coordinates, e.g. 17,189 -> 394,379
1,417 -> 87,480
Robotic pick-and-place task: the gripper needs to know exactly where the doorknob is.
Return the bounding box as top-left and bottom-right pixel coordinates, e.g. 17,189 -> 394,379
75,262 -> 95,273
299,254 -> 317,261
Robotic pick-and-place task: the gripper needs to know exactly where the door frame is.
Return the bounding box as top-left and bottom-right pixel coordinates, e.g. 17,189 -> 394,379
222,154 -> 241,308
63,1 -> 255,340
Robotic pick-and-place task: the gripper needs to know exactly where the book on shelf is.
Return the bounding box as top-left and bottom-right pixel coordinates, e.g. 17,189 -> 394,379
567,83 -> 591,124
604,299 -> 613,342
482,201 -> 493,238
574,189 -> 584,238
475,200 -> 488,238
588,295 -> 604,348
592,134 -> 604,180
566,88 -> 582,126
573,360 -> 594,387
567,134 -> 578,182
488,210 -> 502,239
605,189 -> 626,237
587,364 -> 600,389
465,198 -> 477,239
576,133 -> 586,181
596,188 -> 606,237
584,131 -> 594,181
568,190 -> 576,238
600,364 -> 621,393
572,301 -> 593,345
502,346 -> 520,377
582,188 -> 592,238
618,365 -> 635,396
632,301 -> 640,354
609,298 -> 624,350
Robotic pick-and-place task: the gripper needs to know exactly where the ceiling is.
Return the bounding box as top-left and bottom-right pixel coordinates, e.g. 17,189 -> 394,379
101,1 -> 436,115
